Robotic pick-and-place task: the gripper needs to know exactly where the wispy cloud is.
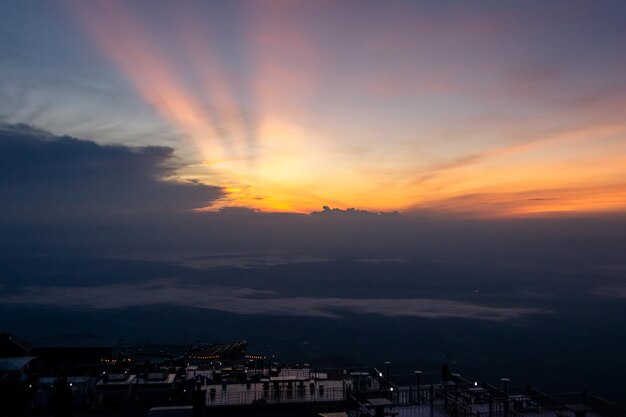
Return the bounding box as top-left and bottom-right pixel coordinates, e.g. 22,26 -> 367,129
356,258 -> 410,264
594,286 -> 626,299
116,253 -> 331,270
410,182 -> 626,218
0,279 -> 548,321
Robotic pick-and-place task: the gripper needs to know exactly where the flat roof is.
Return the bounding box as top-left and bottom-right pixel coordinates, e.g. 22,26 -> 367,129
97,375 -> 137,386
0,356 -> 35,371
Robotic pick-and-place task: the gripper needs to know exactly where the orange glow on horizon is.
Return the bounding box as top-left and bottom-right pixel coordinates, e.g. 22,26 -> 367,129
65,0 -> 626,218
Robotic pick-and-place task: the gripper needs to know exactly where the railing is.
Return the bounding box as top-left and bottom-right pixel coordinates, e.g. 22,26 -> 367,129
199,370 -> 625,417
346,379 -> 624,417
341,370 -> 624,417
388,372 -> 442,387
347,392 -> 376,417
382,385 -> 434,405
435,388 -> 476,417
204,386 -> 346,406
585,393 -> 626,417
381,382 -> 534,417
527,388 -> 626,417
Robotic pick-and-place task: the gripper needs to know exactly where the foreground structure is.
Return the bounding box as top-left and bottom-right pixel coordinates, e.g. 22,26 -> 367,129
0,334 -> 623,417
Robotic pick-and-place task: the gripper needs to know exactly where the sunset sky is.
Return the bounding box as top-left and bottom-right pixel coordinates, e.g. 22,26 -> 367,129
1,0 -> 625,216
2,2 -> 626,403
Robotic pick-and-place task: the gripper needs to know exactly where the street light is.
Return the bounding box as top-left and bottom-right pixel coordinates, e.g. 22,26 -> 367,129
501,377 -> 511,417
451,373 -> 461,402
414,370 -> 422,404
384,362 -> 391,388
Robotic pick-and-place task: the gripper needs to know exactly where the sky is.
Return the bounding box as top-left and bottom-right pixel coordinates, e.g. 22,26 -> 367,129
1,0 -> 625,216
1,0 -> 626,402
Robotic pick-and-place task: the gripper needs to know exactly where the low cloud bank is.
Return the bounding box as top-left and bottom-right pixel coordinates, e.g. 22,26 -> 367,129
117,253 -> 332,270
0,279 -> 548,321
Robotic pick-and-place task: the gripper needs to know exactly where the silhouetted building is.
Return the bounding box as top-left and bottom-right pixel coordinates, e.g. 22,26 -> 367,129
0,356 -> 36,416
94,372 -> 137,407
32,334 -> 120,374
2,336 -> 622,417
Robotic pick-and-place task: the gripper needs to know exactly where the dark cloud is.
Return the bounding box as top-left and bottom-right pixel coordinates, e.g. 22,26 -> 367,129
312,206 -> 399,216
217,206 -> 261,216
0,123 -> 223,222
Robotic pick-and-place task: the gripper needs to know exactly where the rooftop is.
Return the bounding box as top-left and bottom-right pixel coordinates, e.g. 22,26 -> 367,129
0,356 -> 35,372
